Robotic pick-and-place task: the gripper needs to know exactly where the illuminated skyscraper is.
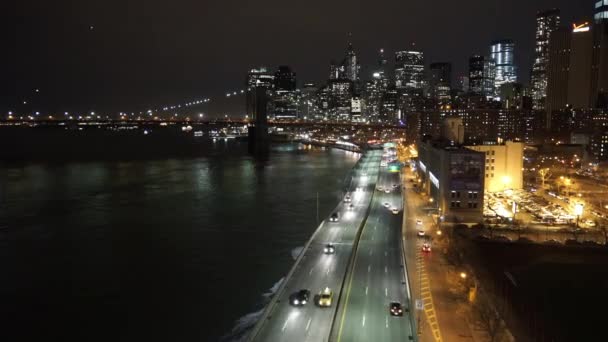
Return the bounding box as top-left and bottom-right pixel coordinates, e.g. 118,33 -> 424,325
344,43 -> 360,83
530,9 -> 561,110
595,0 -> 608,23
395,45 -> 425,90
273,66 -> 297,118
469,55 -> 496,97
490,40 -> 517,93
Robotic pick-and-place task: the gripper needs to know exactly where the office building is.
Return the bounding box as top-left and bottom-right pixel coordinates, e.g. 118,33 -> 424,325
530,9 -> 561,110
596,0 -> 608,23
429,62 -> 452,104
469,55 -> 496,97
344,43 -> 360,84
545,27 -> 572,128
246,67 -> 275,117
417,138 -> 485,223
467,141 -> 524,193
491,39 -> 517,93
274,66 -> 296,91
395,46 -> 425,90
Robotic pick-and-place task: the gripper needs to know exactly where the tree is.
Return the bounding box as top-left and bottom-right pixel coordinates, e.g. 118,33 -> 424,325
538,168 -> 552,189
471,291 -> 507,342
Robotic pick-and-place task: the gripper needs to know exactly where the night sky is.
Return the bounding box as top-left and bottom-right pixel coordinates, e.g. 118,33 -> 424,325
3,0 -> 589,116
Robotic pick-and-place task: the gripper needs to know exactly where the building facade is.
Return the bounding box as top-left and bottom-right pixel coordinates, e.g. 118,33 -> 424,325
395,47 -> 425,90
466,141 -> 524,193
417,140 -> 485,223
469,55 -> 496,97
530,9 -> 561,110
490,39 -> 518,93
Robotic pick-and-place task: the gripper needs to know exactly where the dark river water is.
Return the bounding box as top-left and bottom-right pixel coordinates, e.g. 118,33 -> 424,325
0,141 -> 358,342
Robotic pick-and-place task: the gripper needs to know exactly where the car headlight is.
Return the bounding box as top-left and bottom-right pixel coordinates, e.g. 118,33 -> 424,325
302,300 -> 307,304
294,299 -> 299,305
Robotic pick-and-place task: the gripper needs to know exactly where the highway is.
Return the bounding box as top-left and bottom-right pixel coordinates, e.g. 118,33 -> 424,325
248,150 -> 382,342
331,164 -> 416,341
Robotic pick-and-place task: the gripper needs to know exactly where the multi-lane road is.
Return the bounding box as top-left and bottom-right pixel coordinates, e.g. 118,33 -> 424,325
249,150 -> 382,342
331,164 -> 416,341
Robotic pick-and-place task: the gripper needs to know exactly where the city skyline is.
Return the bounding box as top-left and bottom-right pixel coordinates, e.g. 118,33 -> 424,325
3,0 -> 589,115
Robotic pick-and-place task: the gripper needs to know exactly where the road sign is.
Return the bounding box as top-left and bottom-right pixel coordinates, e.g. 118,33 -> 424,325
415,299 -> 423,311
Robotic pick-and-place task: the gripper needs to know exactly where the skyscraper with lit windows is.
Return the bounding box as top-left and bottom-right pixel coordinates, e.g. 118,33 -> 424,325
530,9 -> 561,110
395,45 -> 425,90
490,40 -> 517,94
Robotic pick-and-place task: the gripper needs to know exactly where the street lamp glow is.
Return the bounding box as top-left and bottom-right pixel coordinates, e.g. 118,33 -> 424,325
460,272 -> 467,279
574,203 -> 584,217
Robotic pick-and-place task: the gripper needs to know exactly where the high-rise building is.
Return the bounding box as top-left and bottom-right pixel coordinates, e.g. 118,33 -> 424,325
344,43 -> 360,83
429,62 -> 452,103
490,40 -> 517,93
395,46 -> 425,90
545,27 -> 571,127
530,9 -> 561,110
595,0 -> 608,23
274,66 -> 296,91
469,55 -> 496,97
246,67 -> 275,117
568,22 -> 594,109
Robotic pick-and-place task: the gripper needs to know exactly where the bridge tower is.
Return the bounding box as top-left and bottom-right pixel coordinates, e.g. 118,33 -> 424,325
248,86 -> 270,157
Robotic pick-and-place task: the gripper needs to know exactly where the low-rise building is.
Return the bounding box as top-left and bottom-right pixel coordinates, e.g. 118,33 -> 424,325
466,141 -> 524,193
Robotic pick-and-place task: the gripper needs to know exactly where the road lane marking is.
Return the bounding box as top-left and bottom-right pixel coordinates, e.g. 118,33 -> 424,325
385,251 -> 387,257
306,318 -> 312,331
326,268 -> 330,276
368,265 -> 371,273
365,286 -> 368,295
385,266 -> 387,273
370,249 -> 373,256
385,316 -> 389,328
282,317 -> 289,332
309,268 -> 314,276
362,314 -> 366,327
385,287 -> 388,297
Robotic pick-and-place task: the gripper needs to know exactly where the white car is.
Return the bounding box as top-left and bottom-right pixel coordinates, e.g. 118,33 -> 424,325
385,189 -> 391,194
391,207 -> 399,214
344,195 -> 351,203
417,230 -> 425,237
377,186 -> 384,192
416,219 -> 423,225
383,202 -> 391,208
584,220 -> 596,227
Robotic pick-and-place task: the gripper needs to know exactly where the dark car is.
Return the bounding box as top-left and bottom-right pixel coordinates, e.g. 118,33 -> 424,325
389,302 -> 404,316
329,212 -> 340,222
289,289 -> 311,306
324,243 -> 336,254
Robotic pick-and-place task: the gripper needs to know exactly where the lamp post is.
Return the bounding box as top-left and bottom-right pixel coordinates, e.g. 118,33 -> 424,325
574,203 -> 584,228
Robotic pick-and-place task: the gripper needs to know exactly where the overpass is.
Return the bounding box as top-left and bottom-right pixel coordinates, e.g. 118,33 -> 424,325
247,148 -> 417,342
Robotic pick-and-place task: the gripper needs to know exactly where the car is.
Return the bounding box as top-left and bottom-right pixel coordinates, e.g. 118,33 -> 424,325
393,184 -> 399,188
377,186 -> 384,192
422,243 -> 431,253
389,302 -> 404,316
417,230 -> 425,237
348,203 -> 355,210
416,219 -> 423,225
329,213 -> 340,222
391,207 -> 399,215
289,289 -> 311,306
318,287 -> 333,307
344,195 -> 352,203
324,243 -> 336,254
355,187 -> 363,193
385,189 -> 391,193
584,219 -> 596,227
383,202 -> 391,208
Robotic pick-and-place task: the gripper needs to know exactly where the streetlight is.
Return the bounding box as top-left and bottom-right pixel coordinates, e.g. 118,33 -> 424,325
460,272 -> 467,279
574,203 -> 584,228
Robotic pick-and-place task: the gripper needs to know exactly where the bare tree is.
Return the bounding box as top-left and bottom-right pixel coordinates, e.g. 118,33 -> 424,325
471,291 -> 507,342
538,168 -> 552,189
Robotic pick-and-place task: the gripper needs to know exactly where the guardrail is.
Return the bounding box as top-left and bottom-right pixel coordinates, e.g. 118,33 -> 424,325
246,151 -> 377,341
